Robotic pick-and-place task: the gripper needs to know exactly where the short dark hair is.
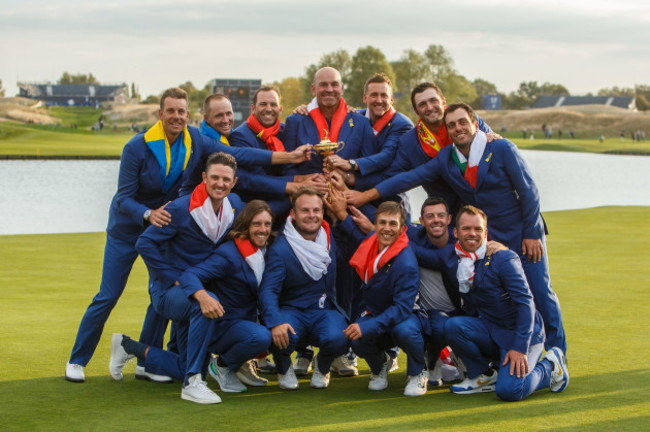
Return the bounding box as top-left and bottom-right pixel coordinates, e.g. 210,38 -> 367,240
410,82 -> 444,110
443,102 -> 476,128
291,186 -> 323,211
205,152 -> 237,175
227,200 -> 276,244
253,86 -> 281,105
160,87 -> 188,110
455,205 -> 487,228
420,196 -> 450,217
203,93 -> 230,116
364,73 -> 393,94
376,201 -> 406,228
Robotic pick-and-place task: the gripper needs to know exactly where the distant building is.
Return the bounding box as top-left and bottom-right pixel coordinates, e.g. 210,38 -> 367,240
533,95 -> 636,110
210,78 -> 261,128
17,82 -> 128,107
481,94 -> 502,110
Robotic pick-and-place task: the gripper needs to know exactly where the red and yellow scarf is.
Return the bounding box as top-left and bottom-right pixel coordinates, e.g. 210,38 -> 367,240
416,120 -> 452,159
349,229 -> 408,284
369,106 -> 396,136
307,97 -> 348,142
246,113 -> 285,152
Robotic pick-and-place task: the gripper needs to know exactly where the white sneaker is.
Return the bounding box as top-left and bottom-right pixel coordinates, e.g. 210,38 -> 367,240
428,359 -> 443,387
135,365 -> 173,383
310,357 -> 330,389
293,356 -> 313,376
544,347 -> 569,393
331,354 -> 358,377
387,356 -> 399,373
277,365 -> 299,390
368,360 -> 389,391
255,356 -> 276,374
404,370 -> 428,396
181,373 -> 222,404
65,362 -> 85,383
450,370 -> 497,394
236,360 -> 268,387
109,334 -> 133,381
208,357 -> 246,393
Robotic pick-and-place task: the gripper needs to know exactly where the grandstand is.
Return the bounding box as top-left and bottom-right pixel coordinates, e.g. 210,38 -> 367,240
17,82 -> 128,107
533,95 -> 636,110
210,78 -> 261,128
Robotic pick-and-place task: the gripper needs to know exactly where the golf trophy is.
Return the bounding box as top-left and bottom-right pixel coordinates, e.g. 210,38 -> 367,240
312,130 -> 345,201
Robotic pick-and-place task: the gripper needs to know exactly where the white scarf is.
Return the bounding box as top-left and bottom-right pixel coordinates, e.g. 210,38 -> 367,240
455,239 -> 487,293
190,196 -> 234,244
282,215 -> 331,281
453,130 -> 487,168
245,248 -> 266,286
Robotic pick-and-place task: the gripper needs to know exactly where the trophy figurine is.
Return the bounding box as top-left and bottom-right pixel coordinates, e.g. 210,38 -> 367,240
312,130 -> 345,201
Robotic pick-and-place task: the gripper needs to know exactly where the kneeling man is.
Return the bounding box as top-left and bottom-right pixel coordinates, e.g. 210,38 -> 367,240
329,196 -> 427,396
259,187 -> 349,390
445,206 -> 568,400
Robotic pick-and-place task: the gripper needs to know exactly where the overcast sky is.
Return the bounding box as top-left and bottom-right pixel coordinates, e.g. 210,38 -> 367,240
2,0 -> 649,100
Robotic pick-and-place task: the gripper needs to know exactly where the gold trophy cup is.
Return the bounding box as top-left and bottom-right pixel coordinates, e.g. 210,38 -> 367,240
312,130 -> 345,201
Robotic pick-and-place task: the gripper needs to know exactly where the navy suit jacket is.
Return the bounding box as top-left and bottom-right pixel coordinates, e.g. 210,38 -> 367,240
283,109 -> 379,176
464,250 -> 545,354
377,138 -> 545,254
178,240 -> 261,322
338,217 -> 421,338
229,122 -> 293,199
135,193 -> 244,292
258,228 -> 339,329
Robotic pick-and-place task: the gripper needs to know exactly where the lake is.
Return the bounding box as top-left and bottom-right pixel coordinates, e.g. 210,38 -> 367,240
1,150 -> 649,235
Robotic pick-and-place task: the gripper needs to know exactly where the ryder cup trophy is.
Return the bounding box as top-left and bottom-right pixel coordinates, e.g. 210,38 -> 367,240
312,130 -> 345,201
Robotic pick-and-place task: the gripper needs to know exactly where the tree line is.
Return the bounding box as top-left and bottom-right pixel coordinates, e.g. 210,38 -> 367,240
31,47 -> 650,115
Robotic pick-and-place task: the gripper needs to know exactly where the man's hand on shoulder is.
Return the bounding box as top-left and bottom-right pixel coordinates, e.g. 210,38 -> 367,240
485,132 -> 503,142
147,201 -> 172,227
486,240 -> 508,256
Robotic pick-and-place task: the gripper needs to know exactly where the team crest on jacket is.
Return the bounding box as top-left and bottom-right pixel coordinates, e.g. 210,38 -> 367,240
485,152 -> 493,162
349,119 -> 354,127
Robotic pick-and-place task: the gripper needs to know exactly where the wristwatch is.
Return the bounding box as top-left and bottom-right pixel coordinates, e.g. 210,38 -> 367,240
349,159 -> 357,171
144,209 -> 152,221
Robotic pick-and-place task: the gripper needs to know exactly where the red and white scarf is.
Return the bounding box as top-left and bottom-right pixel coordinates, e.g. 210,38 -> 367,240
189,183 -> 234,244
453,130 -> 487,189
416,119 -> 452,158
349,229 -> 408,284
365,106 -> 396,136
246,113 -> 285,152
307,97 -> 348,142
454,239 -> 487,293
234,238 -> 265,286
283,215 -> 331,281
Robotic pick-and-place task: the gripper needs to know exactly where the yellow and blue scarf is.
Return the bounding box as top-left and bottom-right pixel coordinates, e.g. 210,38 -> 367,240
144,120 -> 192,193
200,119 -> 230,145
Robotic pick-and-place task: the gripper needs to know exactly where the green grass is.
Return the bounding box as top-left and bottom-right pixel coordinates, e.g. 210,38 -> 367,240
1,206 -> 649,431
2,119 -> 650,157
0,122 -> 130,156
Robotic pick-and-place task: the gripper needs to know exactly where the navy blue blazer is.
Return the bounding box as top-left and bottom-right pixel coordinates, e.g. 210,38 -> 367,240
464,250 -> 545,354
135,193 -> 243,292
258,228 -> 339,329
377,138 -> 546,254
229,122 -> 293,199
178,240 -> 261,322
106,125 -> 269,243
337,217 -> 421,338
283,109 -> 379,176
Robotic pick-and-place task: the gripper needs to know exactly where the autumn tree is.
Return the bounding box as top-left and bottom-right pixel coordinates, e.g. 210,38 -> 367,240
345,46 -> 396,107
58,72 -> 99,85
303,50 -> 352,98
270,76 -> 306,119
